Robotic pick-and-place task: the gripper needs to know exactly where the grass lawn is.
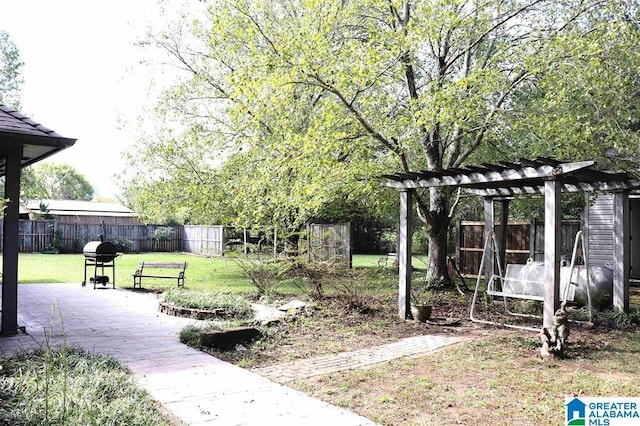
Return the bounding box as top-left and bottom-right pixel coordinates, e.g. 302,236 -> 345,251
10,252 -> 427,294
6,251 -> 639,426
13,252 -> 249,291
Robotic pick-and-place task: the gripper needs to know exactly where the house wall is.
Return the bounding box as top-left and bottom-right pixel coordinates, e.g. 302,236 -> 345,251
587,194 -> 615,268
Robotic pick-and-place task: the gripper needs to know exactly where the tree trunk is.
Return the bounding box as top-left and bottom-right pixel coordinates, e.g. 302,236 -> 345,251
425,187 -> 452,288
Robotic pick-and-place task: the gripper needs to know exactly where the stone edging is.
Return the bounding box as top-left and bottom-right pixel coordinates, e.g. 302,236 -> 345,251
159,301 -> 227,320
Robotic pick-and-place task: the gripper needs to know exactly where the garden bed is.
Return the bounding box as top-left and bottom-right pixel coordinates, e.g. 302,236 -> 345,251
159,301 -> 227,320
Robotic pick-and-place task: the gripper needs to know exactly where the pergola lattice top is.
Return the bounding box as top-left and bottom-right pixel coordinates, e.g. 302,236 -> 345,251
381,157 -> 640,196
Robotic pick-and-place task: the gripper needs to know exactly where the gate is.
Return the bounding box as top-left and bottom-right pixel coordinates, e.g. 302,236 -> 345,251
308,223 -> 351,267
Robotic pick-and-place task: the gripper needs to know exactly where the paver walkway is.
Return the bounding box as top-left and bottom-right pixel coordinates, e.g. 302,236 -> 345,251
254,334 -> 463,383
0,284 -> 377,425
0,283 -> 465,425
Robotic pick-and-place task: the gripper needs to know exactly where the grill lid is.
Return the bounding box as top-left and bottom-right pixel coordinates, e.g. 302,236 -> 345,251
83,241 -> 118,262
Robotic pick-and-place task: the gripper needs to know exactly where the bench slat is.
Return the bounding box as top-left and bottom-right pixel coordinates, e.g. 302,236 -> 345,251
133,261 -> 187,289
141,262 -> 187,269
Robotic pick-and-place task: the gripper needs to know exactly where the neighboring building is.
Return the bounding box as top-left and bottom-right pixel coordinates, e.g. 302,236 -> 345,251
587,193 -> 640,280
21,199 -> 142,225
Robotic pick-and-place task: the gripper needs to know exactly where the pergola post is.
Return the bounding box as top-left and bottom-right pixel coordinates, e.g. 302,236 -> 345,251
2,149 -> 23,335
543,180 -> 561,329
483,197 -> 495,283
498,199 -> 510,274
613,191 -> 630,313
398,189 -> 414,320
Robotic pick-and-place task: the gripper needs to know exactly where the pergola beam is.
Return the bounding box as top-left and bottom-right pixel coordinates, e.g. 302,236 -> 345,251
382,162 -> 596,190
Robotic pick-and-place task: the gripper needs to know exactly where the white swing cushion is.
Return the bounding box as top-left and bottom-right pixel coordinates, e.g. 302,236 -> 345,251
487,263 -> 578,302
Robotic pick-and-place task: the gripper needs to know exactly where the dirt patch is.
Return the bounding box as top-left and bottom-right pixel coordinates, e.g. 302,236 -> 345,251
201,291 -> 640,425
208,291 -> 537,367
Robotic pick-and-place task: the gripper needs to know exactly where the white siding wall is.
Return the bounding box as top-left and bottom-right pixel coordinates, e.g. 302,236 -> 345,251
587,194 -> 614,267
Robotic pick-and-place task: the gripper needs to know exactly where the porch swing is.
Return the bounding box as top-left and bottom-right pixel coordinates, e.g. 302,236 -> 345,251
470,230 -> 594,331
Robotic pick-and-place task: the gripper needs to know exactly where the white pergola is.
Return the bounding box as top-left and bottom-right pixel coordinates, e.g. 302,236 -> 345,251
382,157 -> 639,328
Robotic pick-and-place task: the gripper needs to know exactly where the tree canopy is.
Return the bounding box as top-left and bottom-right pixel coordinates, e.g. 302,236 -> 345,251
22,163 -> 95,201
0,30 -> 23,109
125,0 -> 640,285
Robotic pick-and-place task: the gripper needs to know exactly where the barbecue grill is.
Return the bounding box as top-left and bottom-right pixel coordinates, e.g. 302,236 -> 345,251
82,235 -> 120,289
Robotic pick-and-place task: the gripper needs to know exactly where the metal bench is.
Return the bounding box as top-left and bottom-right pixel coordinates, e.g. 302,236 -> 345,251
378,253 -> 397,268
133,261 -> 187,289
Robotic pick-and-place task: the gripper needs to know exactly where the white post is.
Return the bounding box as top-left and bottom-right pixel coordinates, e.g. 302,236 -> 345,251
613,191 -> 630,313
498,199 -> 510,275
544,180 -> 561,329
398,189 -> 414,320
483,197 -> 495,283
273,225 -> 277,257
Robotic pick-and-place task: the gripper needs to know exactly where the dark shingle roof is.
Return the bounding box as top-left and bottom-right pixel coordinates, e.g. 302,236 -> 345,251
0,104 -> 64,137
0,104 -> 76,175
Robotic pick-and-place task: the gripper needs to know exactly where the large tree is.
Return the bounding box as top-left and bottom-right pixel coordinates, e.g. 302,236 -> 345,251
128,0 -> 638,286
22,163 -> 94,201
0,30 -> 23,109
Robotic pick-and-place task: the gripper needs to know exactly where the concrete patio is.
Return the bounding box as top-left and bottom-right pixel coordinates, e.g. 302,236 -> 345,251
0,283 -> 378,425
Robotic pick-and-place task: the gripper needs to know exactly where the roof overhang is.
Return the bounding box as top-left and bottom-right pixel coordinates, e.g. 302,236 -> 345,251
0,131 -> 76,175
0,105 -> 77,175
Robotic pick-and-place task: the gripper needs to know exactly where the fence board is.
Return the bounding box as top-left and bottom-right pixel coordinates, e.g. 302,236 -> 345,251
0,220 -> 190,253
183,225 -> 224,255
457,219 -> 582,276
308,223 -> 351,267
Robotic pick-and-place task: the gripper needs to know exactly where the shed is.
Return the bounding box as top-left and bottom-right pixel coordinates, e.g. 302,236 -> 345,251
21,199 -> 141,225
0,104 -> 76,334
587,193 -> 640,281
382,157 -> 640,328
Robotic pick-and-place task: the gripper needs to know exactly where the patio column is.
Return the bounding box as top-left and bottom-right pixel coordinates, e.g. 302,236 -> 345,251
613,191 -> 630,313
398,189 -> 414,320
483,197 -> 495,283
2,148 -> 23,335
543,180 -> 561,329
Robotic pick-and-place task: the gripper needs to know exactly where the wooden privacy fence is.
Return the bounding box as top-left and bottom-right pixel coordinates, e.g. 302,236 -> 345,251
55,223 -> 185,253
18,220 -> 54,252
183,225 -> 225,256
456,219 -> 582,277
2,220 -> 352,258
308,223 -> 352,267
0,220 -> 188,253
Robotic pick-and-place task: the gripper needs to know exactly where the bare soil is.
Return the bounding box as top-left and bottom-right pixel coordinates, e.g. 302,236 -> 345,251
204,291 -> 640,425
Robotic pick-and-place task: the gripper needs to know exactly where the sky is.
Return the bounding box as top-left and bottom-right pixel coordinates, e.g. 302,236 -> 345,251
0,0 -> 181,199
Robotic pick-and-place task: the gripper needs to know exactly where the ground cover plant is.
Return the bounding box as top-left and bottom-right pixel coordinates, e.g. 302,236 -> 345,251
161,288 -> 254,318
0,347 -> 173,425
